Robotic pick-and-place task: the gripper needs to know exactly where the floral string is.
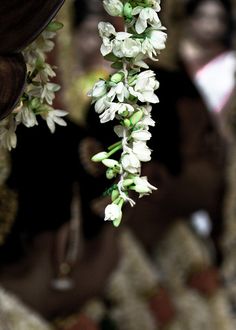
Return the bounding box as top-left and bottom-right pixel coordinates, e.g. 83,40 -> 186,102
89,0 -> 167,226
0,21 -> 67,150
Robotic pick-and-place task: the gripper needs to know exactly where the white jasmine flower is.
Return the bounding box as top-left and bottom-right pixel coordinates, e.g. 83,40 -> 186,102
131,129 -> 152,141
117,103 -> 135,115
98,22 -> 117,56
99,102 -> 133,123
94,95 -> 111,114
88,80 -> 107,99
103,0 -> 123,16
140,114 -> 155,128
0,117 -> 17,151
147,29 -> 167,50
133,7 -> 162,34
15,106 -> 38,127
29,83 -> 60,105
121,151 -> 141,174
114,125 -> 126,137
107,82 -> 129,102
132,176 -> 157,196
141,30 -> 167,59
99,103 -> 119,123
116,32 -> 133,40
38,63 -> 56,83
112,38 -> 142,58
105,203 -> 122,221
98,22 -> 116,38
101,38 -> 113,56
129,70 -> 159,103
44,109 -> 67,133
122,38 -> 142,58
132,141 -> 152,161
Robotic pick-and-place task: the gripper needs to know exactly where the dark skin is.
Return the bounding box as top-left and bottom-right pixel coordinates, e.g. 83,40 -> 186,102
0,222 -> 121,320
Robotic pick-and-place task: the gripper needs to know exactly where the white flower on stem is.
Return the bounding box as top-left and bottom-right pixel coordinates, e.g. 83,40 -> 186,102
99,102 -> 133,123
94,95 -> 111,114
15,106 -> 38,128
103,0 -> 124,16
44,109 -> 67,133
132,176 -> 157,196
105,203 -> 122,221
0,117 -> 17,151
132,141 -> 152,162
114,124 -> 126,137
38,63 -> 56,83
41,83 -> 60,105
140,113 -> 155,128
98,22 -> 116,56
129,70 -> 159,103
112,37 -> 142,58
99,103 -> 119,123
107,82 -> 129,102
133,7 -> 162,34
121,150 -> 141,174
131,129 -> 152,141
88,80 -> 107,99
98,22 -> 116,38
28,82 -> 60,105
147,29 -> 167,51
141,29 -> 167,59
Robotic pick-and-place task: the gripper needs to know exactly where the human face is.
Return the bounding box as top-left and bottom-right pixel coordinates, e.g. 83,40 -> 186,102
189,1 -> 228,45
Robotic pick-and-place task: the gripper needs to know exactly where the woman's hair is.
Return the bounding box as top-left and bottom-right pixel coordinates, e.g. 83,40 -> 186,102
0,119 -> 105,264
185,0 -> 234,46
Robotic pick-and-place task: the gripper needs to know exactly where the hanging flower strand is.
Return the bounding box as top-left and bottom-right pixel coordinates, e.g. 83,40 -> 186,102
89,0 -> 167,227
0,21 -> 67,150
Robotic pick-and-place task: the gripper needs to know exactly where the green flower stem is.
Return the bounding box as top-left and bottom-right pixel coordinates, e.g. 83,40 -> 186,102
108,141 -> 122,151
107,144 -> 123,157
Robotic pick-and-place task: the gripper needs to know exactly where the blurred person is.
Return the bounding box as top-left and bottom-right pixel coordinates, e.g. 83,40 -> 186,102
0,119 -> 121,329
179,0 -> 236,115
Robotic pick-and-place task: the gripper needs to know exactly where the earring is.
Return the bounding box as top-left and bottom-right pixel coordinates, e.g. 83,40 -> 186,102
51,262 -> 74,291
51,183 -> 81,291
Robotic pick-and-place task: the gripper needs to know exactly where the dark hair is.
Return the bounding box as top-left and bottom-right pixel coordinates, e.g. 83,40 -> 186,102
185,0 -> 234,47
0,119 -> 105,264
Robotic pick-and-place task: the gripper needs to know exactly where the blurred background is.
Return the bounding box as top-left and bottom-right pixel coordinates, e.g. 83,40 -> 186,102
2,0 -> 236,329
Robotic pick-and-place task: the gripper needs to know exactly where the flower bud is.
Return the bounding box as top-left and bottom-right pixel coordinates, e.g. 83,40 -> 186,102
129,110 -> 143,126
110,72 -> 124,84
106,168 -> 116,179
47,21 -> 63,32
102,159 -> 119,168
123,2 -> 133,19
103,0 -> 124,17
91,151 -> 108,162
111,189 -> 120,201
123,179 -> 134,187
124,119 -> 131,127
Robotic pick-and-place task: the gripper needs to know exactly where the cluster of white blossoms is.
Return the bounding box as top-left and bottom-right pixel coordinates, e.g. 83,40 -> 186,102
89,0 -> 167,227
0,21 -> 67,150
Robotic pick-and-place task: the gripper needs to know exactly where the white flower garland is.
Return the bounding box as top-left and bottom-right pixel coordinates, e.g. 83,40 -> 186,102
0,21 -> 67,150
89,0 -> 167,226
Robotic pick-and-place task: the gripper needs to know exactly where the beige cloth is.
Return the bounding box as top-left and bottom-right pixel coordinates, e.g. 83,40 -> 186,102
0,286 -> 53,330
